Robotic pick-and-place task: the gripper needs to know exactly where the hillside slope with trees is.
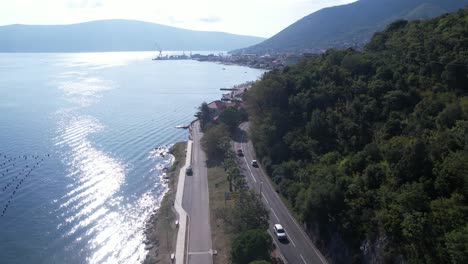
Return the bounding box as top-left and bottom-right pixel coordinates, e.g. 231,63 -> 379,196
245,8 -> 468,263
234,0 -> 468,54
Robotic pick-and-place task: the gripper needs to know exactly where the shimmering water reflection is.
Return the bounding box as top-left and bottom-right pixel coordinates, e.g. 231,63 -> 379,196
0,52 -> 265,263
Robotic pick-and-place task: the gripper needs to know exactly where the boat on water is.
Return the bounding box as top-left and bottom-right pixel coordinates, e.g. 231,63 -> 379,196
175,125 -> 189,129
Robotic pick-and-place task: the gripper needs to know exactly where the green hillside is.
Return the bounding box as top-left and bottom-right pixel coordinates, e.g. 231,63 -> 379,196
246,8 -> 467,263
235,0 -> 468,54
404,3 -> 447,20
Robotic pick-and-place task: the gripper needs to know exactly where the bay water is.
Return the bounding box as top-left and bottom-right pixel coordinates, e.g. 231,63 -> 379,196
0,52 -> 264,263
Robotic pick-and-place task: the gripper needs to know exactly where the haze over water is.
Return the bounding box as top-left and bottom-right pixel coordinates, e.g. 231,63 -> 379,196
0,52 -> 265,264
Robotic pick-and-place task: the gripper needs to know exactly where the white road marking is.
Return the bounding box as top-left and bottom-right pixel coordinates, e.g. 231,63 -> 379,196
313,246 -> 327,264
301,254 -> 307,264
287,213 -> 327,264
189,251 -> 212,255
239,123 -> 328,264
271,208 -> 280,221
242,150 -> 257,183
238,132 -> 258,183
262,193 -> 269,204
287,232 -> 296,248
186,215 -> 190,264
267,230 -> 288,263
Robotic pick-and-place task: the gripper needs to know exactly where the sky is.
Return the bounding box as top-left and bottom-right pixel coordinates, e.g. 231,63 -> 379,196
0,0 -> 357,38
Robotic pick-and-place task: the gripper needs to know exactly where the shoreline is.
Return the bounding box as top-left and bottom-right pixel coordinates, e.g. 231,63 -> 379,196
144,141 -> 187,264
142,79 -> 257,263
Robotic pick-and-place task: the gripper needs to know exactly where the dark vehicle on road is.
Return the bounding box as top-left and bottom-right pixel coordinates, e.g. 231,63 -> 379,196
237,148 -> 243,156
186,165 -> 193,175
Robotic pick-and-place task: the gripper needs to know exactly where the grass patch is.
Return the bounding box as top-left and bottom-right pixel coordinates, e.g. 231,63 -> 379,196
144,141 -> 187,264
208,166 -> 234,264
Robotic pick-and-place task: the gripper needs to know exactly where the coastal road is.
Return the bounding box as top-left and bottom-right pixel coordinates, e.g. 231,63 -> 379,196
234,122 -> 328,264
182,121 -> 213,264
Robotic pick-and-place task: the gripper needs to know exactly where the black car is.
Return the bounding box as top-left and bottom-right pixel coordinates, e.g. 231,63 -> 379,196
237,148 -> 243,156
186,166 -> 193,175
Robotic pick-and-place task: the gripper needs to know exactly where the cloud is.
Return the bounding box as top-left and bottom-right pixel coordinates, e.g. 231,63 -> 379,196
66,0 -> 103,9
199,15 -> 221,23
167,16 -> 185,25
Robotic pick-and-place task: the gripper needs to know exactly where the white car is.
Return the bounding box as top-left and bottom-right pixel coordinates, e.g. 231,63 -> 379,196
251,160 -> 258,167
274,224 -> 287,240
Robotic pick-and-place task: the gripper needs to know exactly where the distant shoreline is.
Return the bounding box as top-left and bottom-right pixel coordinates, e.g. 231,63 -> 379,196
142,77 -> 260,262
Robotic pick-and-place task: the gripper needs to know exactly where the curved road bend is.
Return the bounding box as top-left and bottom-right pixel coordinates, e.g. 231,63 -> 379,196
234,122 -> 328,264
182,121 -> 213,264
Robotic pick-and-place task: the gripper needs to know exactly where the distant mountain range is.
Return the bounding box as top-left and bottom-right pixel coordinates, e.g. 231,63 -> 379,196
234,0 -> 468,54
0,19 -> 265,52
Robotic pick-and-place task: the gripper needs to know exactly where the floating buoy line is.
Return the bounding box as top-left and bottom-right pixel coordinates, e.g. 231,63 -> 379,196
0,153 -> 51,217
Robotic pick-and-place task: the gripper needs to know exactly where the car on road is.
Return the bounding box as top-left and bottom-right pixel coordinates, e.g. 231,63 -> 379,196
274,224 -> 287,240
186,165 -> 193,175
237,148 -> 243,156
251,160 -> 258,167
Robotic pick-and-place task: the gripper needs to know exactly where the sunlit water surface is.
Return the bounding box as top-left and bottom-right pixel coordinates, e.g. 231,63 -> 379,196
0,52 -> 265,263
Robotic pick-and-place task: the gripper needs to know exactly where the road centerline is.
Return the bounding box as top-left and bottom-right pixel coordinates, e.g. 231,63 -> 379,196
236,122 -> 328,264
242,153 -> 257,183
287,232 -> 297,247
271,208 -> 280,221
262,193 -> 269,204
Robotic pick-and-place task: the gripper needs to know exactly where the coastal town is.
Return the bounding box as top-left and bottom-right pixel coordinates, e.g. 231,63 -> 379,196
153,52 -> 318,70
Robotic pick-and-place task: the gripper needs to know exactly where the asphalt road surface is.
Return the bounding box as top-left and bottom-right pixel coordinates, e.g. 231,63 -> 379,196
182,121 -> 213,264
234,122 -> 328,264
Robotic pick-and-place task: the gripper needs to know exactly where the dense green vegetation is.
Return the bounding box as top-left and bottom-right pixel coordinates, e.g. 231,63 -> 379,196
198,104 -> 273,263
201,123 -> 231,164
246,9 -> 468,263
199,103 -> 246,164
231,229 -> 273,264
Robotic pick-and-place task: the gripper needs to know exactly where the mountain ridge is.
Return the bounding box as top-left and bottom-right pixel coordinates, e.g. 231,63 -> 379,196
234,0 -> 468,54
0,19 -> 265,52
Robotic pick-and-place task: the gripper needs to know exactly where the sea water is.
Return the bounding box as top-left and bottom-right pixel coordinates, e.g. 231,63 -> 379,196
0,52 -> 265,264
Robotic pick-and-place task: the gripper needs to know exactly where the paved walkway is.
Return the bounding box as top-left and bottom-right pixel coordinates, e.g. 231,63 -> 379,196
174,139 -> 193,264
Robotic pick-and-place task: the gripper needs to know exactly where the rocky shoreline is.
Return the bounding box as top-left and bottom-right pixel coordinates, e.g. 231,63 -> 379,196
143,142 -> 187,264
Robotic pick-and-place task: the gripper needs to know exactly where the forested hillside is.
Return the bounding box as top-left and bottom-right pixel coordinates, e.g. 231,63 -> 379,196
235,0 -> 468,54
246,8 -> 467,263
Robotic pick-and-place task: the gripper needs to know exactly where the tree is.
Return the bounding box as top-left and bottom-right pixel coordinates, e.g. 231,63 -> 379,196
201,124 -> 230,162
244,8 -> 468,263
218,107 -> 244,134
190,11 -> 466,263
232,190 -> 269,232
231,229 -> 273,264
195,102 -> 213,131
445,225 -> 468,264
385,19 -> 408,32
249,261 -> 271,264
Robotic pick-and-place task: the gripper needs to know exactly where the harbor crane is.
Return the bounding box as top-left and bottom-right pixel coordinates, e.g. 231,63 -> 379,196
154,42 -> 162,59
